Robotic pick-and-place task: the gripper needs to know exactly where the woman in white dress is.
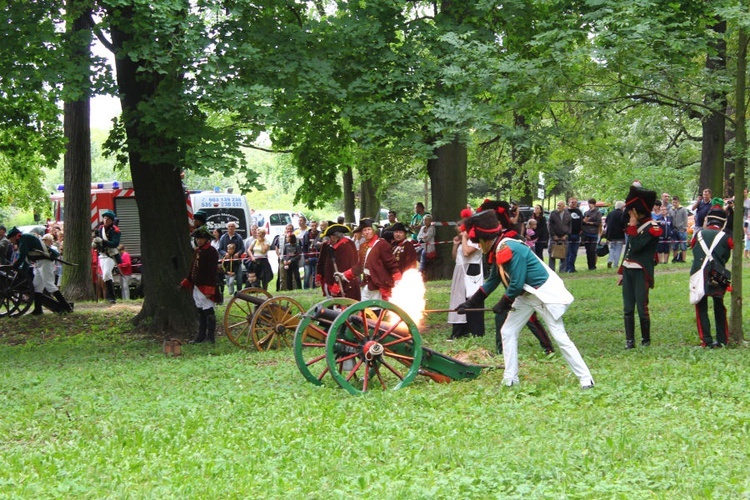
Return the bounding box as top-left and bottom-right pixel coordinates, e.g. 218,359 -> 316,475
447,211 -> 485,339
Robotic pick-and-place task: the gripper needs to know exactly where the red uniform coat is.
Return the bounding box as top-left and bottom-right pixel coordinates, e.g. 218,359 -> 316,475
181,241 -> 219,300
391,239 -> 418,274
316,238 -> 361,299
344,236 -> 401,292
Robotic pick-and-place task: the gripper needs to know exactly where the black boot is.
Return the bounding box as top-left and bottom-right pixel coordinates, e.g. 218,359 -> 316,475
31,293 -> 44,316
191,309 -> 207,344
624,313 -> 635,349
206,308 -> 216,344
53,291 -> 74,313
640,317 -> 651,346
105,280 -> 116,304
528,313 -> 554,354
494,310 -> 506,354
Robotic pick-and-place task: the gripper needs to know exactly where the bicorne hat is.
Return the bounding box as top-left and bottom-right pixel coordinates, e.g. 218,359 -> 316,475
462,210 -> 503,242
389,222 -> 411,234
353,218 -> 377,233
624,186 -> 657,216
323,223 -> 350,238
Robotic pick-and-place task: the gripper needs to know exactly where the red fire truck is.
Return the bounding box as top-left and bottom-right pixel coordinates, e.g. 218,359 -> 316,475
50,181 -> 194,260
50,181 -> 195,298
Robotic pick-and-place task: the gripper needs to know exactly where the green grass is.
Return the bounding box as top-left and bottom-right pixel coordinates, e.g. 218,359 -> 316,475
1,259 -> 749,498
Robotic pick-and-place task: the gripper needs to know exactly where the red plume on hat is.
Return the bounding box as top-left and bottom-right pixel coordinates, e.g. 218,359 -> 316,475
459,208 -> 474,232
477,199 -> 512,228
463,210 -> 503,242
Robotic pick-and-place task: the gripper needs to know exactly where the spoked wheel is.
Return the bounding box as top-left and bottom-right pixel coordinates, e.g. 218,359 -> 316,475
250,296 -> 305,351
294,298 -> 359,386
0,266 -> 34,318
325,299 -> 422,396
223,287 -> 272,349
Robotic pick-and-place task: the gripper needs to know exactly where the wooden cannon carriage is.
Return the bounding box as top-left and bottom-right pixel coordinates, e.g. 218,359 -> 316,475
223,289 -> 484,395
0,265 -> 34,318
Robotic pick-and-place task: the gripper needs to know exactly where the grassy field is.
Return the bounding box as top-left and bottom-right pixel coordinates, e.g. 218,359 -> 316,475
1,259 -> 749,498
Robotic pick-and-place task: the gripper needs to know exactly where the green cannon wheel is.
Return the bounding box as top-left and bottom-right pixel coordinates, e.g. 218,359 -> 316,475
250,295 -> 304,351
223,287 -> 272,349
294,297 -> 360,386
325,299 -> 422,396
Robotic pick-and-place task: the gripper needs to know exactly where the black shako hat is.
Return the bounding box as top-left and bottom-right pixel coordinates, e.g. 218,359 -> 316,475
463,210 -> 503,242
625,185 -> 657,216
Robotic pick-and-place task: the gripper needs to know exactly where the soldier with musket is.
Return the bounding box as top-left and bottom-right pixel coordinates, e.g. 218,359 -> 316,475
315,224 -> 361,300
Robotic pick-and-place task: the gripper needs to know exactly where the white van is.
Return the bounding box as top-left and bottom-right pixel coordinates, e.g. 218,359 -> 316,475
254,210 -> 307,243
190,192 -> 252,239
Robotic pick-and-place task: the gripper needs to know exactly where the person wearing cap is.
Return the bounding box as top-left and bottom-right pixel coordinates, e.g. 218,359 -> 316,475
36,234 -> 74,313
180,227 -> 220,343
315,223 -> 360,299
690,198 -> 733,348
459,208 -> 594,389
338,218 -> 401,301
13,231 -> 73,314
0,226 -> 21,265
458,200 -> 554,355
390,222 -> 418,274
93,210 -> 121,304
193,210 -> 208,229
618,185 -> 663,349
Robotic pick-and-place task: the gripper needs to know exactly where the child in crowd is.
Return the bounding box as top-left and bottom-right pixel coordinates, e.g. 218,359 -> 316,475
221,243 -> 242,295
525,219 -> 538,249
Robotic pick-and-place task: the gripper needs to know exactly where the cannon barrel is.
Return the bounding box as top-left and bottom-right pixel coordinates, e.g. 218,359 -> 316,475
234,290 -> 269,306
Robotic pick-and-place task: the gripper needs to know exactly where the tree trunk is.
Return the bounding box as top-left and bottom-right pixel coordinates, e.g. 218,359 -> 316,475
60,2 -> 94,301
700,20 -> 727,196
360,178 -> 379,220
729,25 -> 747,344
426,137 -> 466,280
109,6 -> 196,335
343,167 -> 355,225
61,99 -> 94,300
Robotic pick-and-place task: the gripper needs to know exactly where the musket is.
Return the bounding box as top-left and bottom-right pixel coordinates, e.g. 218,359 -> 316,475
422,308 -> 492,314
328,243 -> 345,297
